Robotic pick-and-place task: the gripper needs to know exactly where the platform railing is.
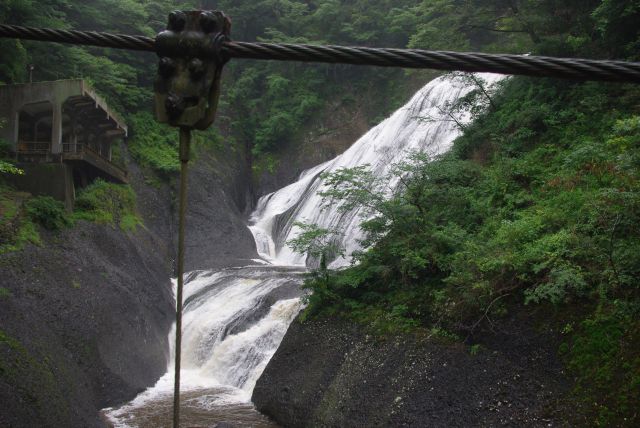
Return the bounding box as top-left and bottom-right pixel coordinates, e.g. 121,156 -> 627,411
17,141 -> 50,154
62,142 -> 106,158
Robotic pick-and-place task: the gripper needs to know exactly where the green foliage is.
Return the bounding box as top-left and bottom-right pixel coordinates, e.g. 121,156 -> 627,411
126,112 -> 224,180
0,329 -> 23,353
0,160 -> 23,175
287,222 -> 344,261
127,112 -> 179,177
25,196 -> 70,231
592,0 -> 640,59
0,187 -> 41,253
10,218 -> 40,250
469,344 -> 483,356
0,124 -> 23,176
73,179 -> 141,231
564,303 -> 640,426
299,75 -> 640,423
216,0 -> 426,159
119,213 -> 142,232
408,0 -> 639,58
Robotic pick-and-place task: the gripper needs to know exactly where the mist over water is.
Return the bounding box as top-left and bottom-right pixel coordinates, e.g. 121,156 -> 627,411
103,73 -> 502,427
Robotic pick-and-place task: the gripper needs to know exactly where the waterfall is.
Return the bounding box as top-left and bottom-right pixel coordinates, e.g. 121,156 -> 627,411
250,72 -> 503,268
103,72 -> 503,427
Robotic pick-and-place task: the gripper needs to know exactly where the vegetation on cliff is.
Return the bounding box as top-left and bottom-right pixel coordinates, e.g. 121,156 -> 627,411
0,179 -> 142,254
289,1 -> 640,425
74,179 -> 142,231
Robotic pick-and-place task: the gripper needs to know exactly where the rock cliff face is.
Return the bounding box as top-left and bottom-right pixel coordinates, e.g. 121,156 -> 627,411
182,145 -> 259,271
128,141 -> 259,274
252,315 -> 571,427
0,222 -> 174,428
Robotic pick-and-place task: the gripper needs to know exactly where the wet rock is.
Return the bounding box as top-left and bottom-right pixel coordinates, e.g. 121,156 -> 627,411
0,222 -> 174,428
252,316 -> 572,427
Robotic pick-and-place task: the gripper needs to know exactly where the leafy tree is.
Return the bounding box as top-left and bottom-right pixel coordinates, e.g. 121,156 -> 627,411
287,221 -> 345,265
416,72 -> 502,131
25,196 -> 70,230
300,76 -> 640,424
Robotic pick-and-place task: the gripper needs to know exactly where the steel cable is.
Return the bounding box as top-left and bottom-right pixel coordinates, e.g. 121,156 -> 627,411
1,24 -> 640,83
0,24 -> 155,51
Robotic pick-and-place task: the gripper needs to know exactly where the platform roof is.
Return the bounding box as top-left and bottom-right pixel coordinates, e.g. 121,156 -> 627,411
0,79 -> 127,138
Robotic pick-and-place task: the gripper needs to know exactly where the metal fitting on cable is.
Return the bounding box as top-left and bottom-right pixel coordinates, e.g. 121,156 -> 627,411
153,10 -> 231,132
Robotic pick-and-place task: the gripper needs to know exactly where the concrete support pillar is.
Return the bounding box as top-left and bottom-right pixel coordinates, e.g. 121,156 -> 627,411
51,101 -> 62,154
2,111 -> 20,152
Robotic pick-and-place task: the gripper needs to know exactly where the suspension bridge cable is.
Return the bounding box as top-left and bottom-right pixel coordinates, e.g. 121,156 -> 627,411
1,24 -> 639,83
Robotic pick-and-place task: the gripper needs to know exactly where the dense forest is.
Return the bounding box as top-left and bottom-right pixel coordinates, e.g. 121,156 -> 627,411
5,0 -> 636,170
1,0 -> 640,426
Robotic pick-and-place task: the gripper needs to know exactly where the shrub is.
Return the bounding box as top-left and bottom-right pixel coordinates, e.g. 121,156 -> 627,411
0,188 -> 42,253
74,179 -> 141,231
565,304 -> 640,426
0,137 -> 23,176
25,196 -> 70,231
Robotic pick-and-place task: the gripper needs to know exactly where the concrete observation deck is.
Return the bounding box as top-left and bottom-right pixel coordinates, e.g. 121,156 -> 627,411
0,79 -> 129,208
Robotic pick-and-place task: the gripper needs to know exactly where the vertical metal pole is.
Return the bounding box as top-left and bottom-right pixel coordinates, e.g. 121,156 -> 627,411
173,127 -> 190,428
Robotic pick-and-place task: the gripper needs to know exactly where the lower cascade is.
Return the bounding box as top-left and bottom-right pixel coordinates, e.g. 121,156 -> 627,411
103,73 -> 502,427
103,266 -> 305,427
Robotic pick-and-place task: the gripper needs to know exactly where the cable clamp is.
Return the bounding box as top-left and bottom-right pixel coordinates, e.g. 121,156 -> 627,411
154,10 -> 231,130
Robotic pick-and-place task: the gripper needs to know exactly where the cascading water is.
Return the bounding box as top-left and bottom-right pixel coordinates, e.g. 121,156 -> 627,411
103,73 -> 502,427
104,266 -> 305,427
250,72 -> 503,268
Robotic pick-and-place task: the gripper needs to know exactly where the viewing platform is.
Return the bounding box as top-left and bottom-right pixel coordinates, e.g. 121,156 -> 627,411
0,79 -> 128,208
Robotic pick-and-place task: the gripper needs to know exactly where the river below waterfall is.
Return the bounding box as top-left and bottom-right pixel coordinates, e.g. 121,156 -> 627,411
104,386 -> 278,427
103,73 -> 502,427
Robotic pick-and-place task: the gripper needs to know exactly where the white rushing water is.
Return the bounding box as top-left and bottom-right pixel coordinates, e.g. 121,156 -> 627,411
104,72 -> 502,427
104,266 -> 304,427
250,73 -> 503,268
